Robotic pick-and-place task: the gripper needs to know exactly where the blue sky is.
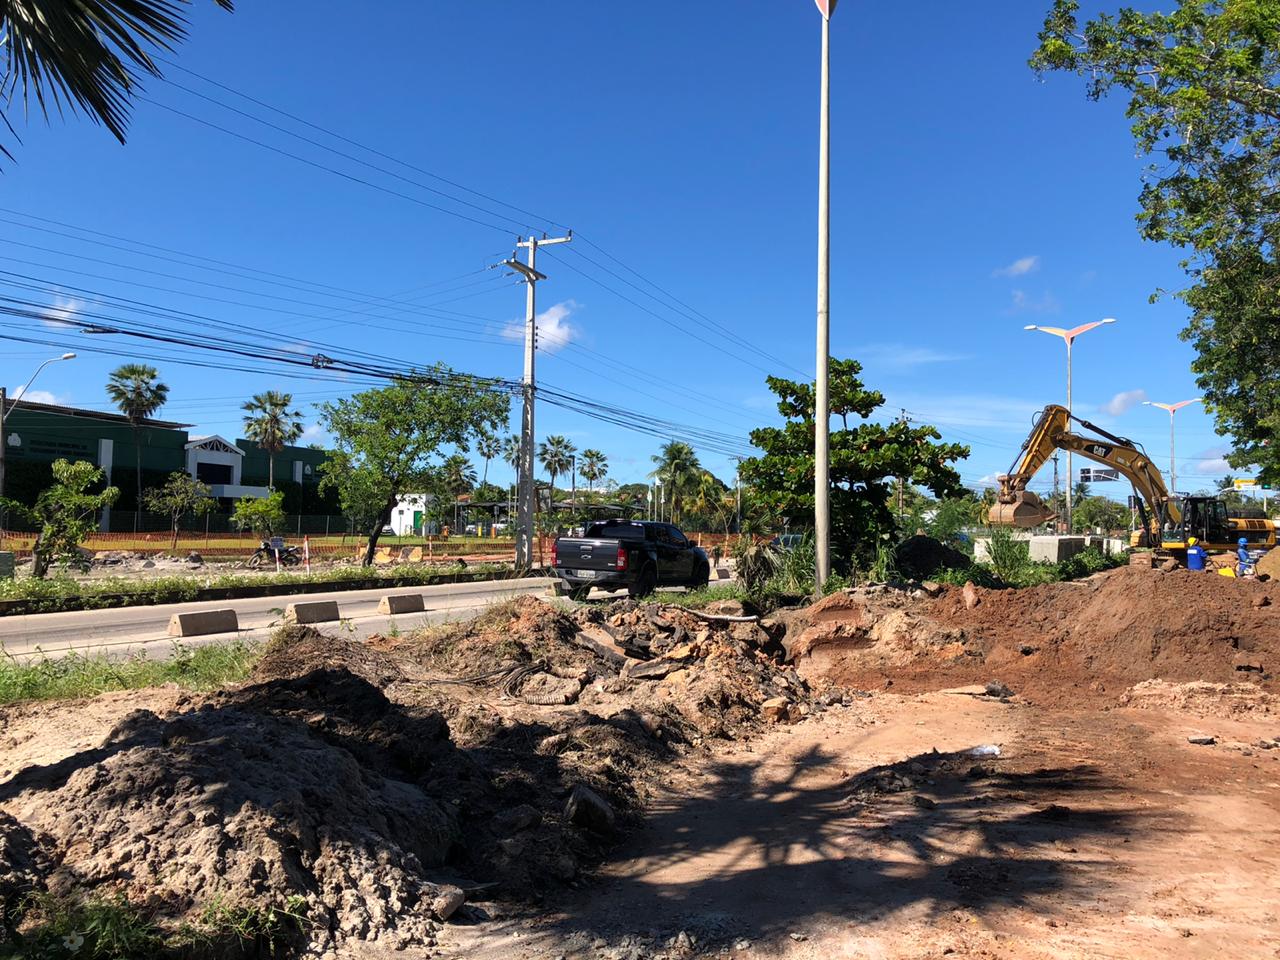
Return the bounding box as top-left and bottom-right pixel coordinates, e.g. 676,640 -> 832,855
0,1 -> 1246,499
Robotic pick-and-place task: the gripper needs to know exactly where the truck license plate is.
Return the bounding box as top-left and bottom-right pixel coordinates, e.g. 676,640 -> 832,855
574,569 -> 597,578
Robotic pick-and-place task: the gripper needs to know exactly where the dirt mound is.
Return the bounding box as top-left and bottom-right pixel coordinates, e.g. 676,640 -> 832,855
790,567 -> 1280,705
2,677 -> 459,954
1118,679 -> 1279,719
254,624 -> 406,686
894,535 -> 970,581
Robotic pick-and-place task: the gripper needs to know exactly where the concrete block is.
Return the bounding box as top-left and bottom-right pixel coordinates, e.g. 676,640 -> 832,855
284,600 -> 341,624
378,593 -> 425,615
168,608 -> 238,637
1028,536 -> 1087,564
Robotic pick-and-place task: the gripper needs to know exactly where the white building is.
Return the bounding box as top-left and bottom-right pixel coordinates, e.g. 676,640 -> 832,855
184,436 -> 270,500
388,494 -> 435,536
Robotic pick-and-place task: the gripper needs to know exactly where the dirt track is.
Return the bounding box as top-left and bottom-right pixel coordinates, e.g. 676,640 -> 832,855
447,691 -> 1280,959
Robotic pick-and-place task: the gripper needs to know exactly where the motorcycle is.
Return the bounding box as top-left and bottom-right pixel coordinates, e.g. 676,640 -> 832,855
248,539 -> 302,568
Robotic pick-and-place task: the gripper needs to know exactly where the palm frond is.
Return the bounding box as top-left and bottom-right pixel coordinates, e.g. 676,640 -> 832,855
0,0 -> 232,150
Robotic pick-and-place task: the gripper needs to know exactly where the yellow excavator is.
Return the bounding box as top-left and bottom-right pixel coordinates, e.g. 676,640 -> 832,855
989,404 -> 1276,555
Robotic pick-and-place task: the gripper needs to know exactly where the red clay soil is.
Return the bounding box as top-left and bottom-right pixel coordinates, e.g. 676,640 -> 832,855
798,566 -> 1280,706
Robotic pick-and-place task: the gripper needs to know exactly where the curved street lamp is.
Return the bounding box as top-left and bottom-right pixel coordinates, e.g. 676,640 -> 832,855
1143,398 -> 1202,495
0,351 -> 77,507
1024,320 -> 1116,531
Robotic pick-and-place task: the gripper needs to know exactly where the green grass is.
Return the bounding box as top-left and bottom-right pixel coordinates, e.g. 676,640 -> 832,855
0,561 -> 510,613
4,890 -> 308,959
665,583 -> 752,610
931,545 -> 1124,590
0,639 -> 260,706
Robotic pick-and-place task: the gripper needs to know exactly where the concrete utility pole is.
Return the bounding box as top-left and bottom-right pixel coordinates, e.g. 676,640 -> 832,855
508,234 -> 571,571
813,0 -> 838,592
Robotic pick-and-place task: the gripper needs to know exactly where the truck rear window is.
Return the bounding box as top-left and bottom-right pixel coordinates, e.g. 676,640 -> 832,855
585,522 -> 645,540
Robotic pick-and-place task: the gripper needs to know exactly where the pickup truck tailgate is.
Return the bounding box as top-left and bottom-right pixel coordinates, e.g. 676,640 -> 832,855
556,538 -> 623,575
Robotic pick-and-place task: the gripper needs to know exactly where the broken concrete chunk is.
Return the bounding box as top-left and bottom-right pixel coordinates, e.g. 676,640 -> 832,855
564,784 -> 616,832
622,659 -> 674,681
761,697 -> 793,724
429,885 -> 466,921
1187,734 -> 1216,745
962,582 -> 981,609
985,680 -> 1014,699
706,599 -> 747,617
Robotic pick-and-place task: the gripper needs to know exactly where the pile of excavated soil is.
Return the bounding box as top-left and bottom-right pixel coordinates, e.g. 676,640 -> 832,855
2,597 -> 822,956
789,567 -> 1279,706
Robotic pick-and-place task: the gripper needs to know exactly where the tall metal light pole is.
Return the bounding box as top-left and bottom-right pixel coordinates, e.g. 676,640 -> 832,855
506,233 -> 571,571
0,352 -> 76,504
1024,320 -> 1116,532
1143,398 -> 1202,495
813,0 -> 838,591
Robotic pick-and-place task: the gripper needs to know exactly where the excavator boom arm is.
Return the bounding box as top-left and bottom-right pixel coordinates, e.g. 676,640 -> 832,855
990,404 -> 1176,533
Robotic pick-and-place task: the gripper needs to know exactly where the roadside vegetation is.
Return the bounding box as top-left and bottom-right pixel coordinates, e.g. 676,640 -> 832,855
0,639 -> 259,706
0,562 -> 507,614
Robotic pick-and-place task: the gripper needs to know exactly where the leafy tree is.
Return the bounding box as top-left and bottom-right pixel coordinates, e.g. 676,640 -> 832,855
0,459 -> 118,578
1032,0 -> 1280,484
242,390 -> 303,489
231,491 -> 286,539
650,441 -> 702,524
1072,494 -> 1131,534
0,0 -> 232,158
318,371 -> 508,565
477,432 -> 501,486
538,435 -> 576,509
739,358 -> 969,573
580,449 -> 608,497
143,472 -> 215,548
105,363 -> 168,530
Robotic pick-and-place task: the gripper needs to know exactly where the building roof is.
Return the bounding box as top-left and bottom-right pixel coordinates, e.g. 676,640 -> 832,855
186,435 -> 244,455
8,398 -> 191,430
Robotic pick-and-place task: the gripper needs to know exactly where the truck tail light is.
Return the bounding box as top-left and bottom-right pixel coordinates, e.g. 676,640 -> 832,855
616,546 -> 627,571
552,541 -> 558,567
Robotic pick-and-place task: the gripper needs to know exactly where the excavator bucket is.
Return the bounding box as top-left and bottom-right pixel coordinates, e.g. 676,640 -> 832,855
988,490 -> 1057,528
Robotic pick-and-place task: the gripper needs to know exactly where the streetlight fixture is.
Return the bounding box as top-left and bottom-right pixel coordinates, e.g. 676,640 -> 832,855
1024,320 -> 1116,532
1143,398 -> 1202,495
0,352 -> 77,504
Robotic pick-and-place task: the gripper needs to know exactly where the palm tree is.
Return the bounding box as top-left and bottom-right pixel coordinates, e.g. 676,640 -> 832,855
538,435 -> 576,512
105,363 -> 168,531
580,449 -> 608,498
502,434 -> 521,471
650,441 -> 701,524
0,0 -> 232,158
477,432 -> 502,487
241,391 -> 303,489
441,454 -> 477,497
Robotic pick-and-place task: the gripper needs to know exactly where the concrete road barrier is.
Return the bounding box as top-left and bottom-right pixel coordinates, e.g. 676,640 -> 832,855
168,608 -> 238,637
284,600 -> 341,624
377,593 -> 425,615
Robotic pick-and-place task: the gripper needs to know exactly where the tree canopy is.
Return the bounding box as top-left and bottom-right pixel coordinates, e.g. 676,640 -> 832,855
1,459 -> 118,578
242,391 -> 303,488
740,358 -> 969,572
318,371 -> 508,564
1032,0 -> 1280,483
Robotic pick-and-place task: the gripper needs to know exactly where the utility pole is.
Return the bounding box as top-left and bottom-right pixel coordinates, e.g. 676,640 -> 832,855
1051,455 -> 1060,530
896,408 -> 907,522
0,387 -> 7,509
506,233 -> 572,571
813,0 -> 837,593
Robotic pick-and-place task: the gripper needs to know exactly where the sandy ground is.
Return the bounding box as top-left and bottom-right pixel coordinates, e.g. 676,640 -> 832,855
443,692 -> 1280,960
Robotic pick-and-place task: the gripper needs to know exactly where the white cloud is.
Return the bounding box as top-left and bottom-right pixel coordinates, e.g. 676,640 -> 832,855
299,423 -> 327,445
1197,457 -> 1232,475
1006,289 -> 1062,314
1101,388 -> 1147,417
992,255 -> 1040,278
10,388 -> 61,405
40,296 -> 82,329
504,300 -> 579,354
857,343 -> 970,371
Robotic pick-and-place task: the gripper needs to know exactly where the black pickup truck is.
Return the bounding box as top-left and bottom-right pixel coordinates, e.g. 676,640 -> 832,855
553,519 -> 711,600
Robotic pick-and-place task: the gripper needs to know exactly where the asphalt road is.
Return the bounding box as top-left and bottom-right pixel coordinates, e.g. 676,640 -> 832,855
0,577 -> 570,660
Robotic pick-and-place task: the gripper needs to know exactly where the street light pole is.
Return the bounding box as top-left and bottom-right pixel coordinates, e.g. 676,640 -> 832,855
0,353 -> 77,505
1024,320 -> 1116,532
1143,399 -> 1202,495
813,0 -> 837,593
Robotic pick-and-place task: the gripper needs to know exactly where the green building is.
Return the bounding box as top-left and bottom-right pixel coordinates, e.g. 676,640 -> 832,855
1,400 -> 333,529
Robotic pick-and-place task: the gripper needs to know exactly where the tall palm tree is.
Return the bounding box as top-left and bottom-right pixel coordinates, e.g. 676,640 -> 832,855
441,454 -> 477,496
580,449 -> 608,498
242,391 -> 303,489
477,432 -> 501,487
105,363 -> 168,530
538,435 -> 576,512
650,440 -> 701,524
502,434 -> 521,471
0,0 -> 232,158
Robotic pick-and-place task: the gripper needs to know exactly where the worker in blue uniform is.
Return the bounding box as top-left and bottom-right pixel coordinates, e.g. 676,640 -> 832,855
1185,537 -> 1208,571
1237,537 -> 1254,577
